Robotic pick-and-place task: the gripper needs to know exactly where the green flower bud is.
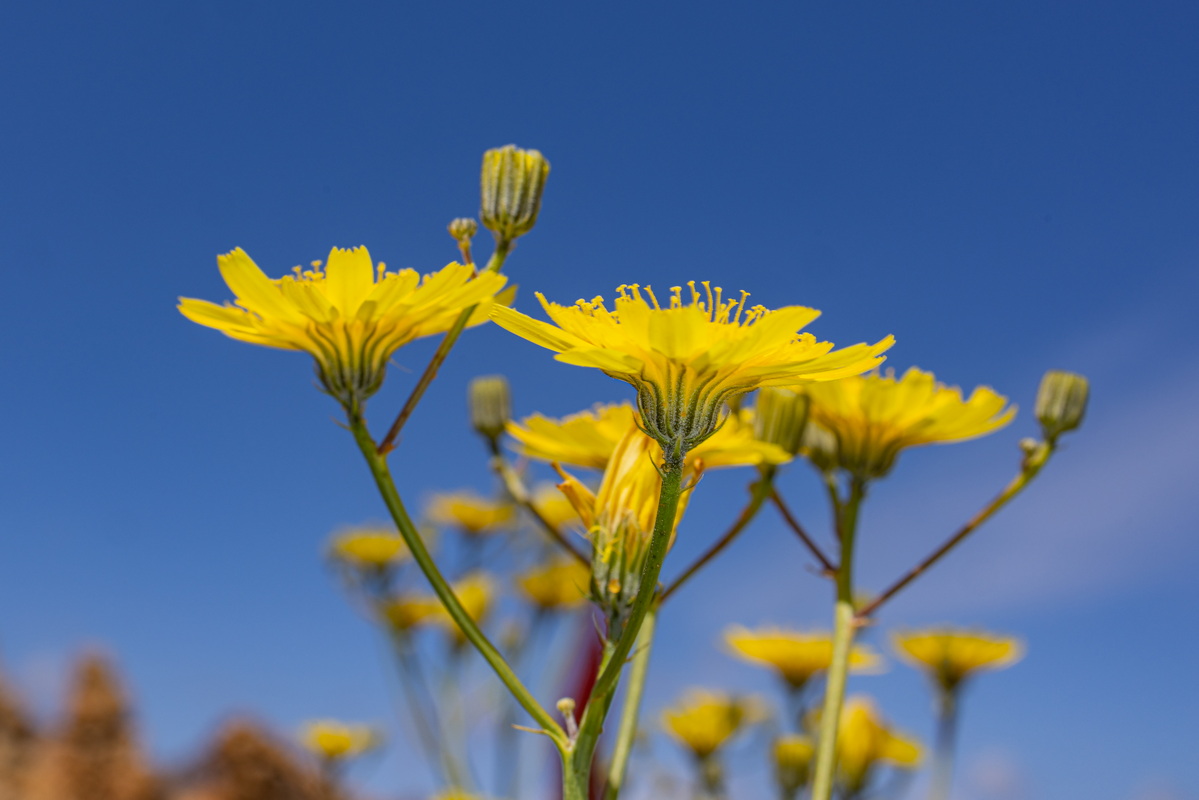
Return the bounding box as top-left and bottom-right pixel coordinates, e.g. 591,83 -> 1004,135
480,145 -> 550,242
753,388 -> 810,456
1035,370 -> 1089,441
447,217 -> 478,243
469,375 -> 511,442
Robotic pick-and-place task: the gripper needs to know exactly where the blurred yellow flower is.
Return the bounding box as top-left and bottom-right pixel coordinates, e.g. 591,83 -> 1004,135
774,734 -> 815,795
724,626 -> 884,690
426,491 -> 516,535
178,247 -> 510,408
530,484 -> 581,530
432,572 -> 497,645
892,627 -> 1023,693
298,720 -> 378,761
430,791 -> 486,800
379,595 -> 441,632
800,367 -> 1015,479
492,283 -> 891,458
661,689 -> 766,760
328,526 -> 409,569
515,559 -> 592,611
835,697 -> 922,793
509,401 -> 791,471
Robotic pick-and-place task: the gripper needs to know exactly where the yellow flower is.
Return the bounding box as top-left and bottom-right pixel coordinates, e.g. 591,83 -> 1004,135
835,697 -> 922,793
724,626 -> 884,690
431,791 -> 486,800
556,427 -> 690,625
515,559 -> 592,611
379,595 -> 442,632
774,734 -> 815,795
426,491 -> 517,535
800,367 -> 1016,479
298,720 -> 378,761
892,627 -> 1023,694
178,247 -> 510,409
530,484 -> 581,530
431,572 -> 496,645
492,283 -> 892,459
328,525 -> 409,570
508,401 -> 791,471
661,689 -> 766,760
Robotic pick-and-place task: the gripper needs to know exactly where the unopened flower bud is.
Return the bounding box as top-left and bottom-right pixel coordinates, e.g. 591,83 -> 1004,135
448,216 -> 478,243
1035,370 -> 1089,441
480,144 -> 550,242
469,375 -> 511,442
754,388 -> 810,456
799,421 -> 839,474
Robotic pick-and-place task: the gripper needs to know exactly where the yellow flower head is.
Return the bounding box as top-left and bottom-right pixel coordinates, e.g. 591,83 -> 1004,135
431,792 -> 486,800
774,734 -> 815,794
508,401 -> 792,471
556,427 -> 690,627
298,720 -> 378,761
515,559 -> 592,611
892,627 -> 1024,694
801,367 -> 1016,479
379,595 -> 442,632
492,283 -> 892,462
426,491 -> 517,535
834,697 -> 922,793
432,572 -> 496,645
661,689 -> 766,760
178,247 -> 510,409
724,626 -> 885,690
328,525 -> 410,570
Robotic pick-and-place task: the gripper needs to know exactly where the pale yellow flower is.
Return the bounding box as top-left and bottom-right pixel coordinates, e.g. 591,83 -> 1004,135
724,626 -> 884,690
298,720 -> 378,761
508,401 -> 791,471
800,367 -> 1015,478
328,525 -> 409,570
834,697 -> 922,793
430,791 -> 487,800
493,283 -> 892,458
661,689 -> 766,759
892,627 -> 1023,693
426,491 -> 516,535
179,247 -> 510,408
515,559 -> 592,611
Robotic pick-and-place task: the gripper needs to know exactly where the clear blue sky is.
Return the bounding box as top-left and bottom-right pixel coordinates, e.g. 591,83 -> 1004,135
1,2 -> 1197,799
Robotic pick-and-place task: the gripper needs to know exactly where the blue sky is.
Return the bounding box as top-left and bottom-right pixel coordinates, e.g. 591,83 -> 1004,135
1,2 -> 1197,798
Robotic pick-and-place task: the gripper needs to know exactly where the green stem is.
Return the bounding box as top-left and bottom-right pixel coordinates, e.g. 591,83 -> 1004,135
660,469 -> 774,602
566,457 -> 686,800
349,413 -> 567,748
377,239 -> 512,454
854,440 -> 1054,620
603,608 -> 658,800
929,692 -> 959,800
810,476 -> 866,800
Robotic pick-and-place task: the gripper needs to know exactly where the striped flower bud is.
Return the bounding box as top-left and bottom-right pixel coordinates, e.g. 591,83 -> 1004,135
480,145 -> 550,242
1035,370 -> 1089,442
